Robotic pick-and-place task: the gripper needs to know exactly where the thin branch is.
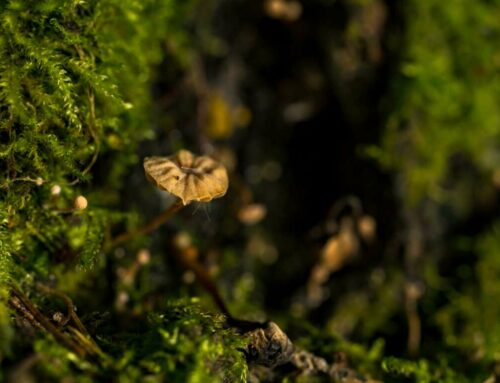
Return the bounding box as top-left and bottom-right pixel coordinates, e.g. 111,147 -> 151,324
36,284 -> 94,339
175,250 -> 231,318
9,286 -> 87,358
105,199 -> 184,251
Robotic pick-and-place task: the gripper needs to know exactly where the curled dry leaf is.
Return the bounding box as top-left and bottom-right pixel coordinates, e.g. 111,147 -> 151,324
307,217 -> 360,305
144,149 -> 229,205
321,217 -> 359,272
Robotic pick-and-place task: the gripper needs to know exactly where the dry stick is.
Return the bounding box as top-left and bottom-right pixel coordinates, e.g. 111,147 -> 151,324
37,284 -> 84,332
11,286 -> 103,360
66,327 -> 104,358
105,199 -> 184,250
36,285 -> 70,325
36,283 -> 103,355
8,296 -> 45,331
9,286 -> 87,358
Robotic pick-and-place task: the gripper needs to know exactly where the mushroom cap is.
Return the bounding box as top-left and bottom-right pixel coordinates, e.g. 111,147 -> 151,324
143,149 -> 229,205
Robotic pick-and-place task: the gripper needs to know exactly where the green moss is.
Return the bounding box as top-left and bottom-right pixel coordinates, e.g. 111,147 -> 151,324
435,223 -> 500,367
369,0 -> 500,203
363,1 -> 500,381
382,357 -> 469,383
31,299 -> 248,382
2,0 -> 499,380
0,0 -> 198,356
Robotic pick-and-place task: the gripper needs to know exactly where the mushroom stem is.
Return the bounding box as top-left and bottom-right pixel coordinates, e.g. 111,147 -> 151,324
106,199 -> 184,250
173,249 -> 265,331
175,250 -> 231,317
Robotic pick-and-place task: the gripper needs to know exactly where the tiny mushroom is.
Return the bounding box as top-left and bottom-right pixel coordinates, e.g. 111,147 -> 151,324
143,149 -> 229,205
107,150 -> 228,250
73,195 -> 88,210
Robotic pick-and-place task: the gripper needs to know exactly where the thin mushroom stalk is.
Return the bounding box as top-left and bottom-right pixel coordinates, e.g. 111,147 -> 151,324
174,246 -> 265,332
105,199 -> 184,250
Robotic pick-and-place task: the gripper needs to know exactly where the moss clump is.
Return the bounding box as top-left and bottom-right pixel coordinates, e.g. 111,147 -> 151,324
28,299 -> 248,383
2,0 -> 500,381
381,357 -> 469,383
0,0 -> 196,359
370,0 -> 500,203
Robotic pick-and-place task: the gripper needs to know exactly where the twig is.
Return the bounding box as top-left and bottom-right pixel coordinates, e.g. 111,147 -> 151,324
66,326 -> 105,358
174,250 -> 231,318
173,246 -> 266,332
36,284 -> 98,346
105,199 -> 184,251
9,296 -> 45,331
0,177 -> 45,189
9,286 -> 87,357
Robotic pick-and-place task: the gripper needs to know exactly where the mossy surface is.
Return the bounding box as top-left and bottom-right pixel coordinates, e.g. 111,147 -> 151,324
1,0 -> 499,382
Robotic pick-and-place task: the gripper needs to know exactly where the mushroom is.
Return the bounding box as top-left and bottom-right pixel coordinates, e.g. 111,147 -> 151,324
143,149 -> 228,205
106,149 -> 228,249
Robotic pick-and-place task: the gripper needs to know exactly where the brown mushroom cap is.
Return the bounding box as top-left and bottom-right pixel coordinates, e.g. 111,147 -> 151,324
143,149 -> 229,205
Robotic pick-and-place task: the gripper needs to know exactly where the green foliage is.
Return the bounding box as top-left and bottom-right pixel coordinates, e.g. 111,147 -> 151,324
0,2 -> 251,379
31,299 -> 248,383
0,280 -> 13,359
291,320 -> 385,378
2,0 -> 499,380
436,223 -> 500,365
382,357 -> 468,383
0,206 -> 19,358
369,0 -> 500,203
362,1 -> 500,381
0,0 -> 197,355
123,299 -> 248,382
74,211 -> 105,271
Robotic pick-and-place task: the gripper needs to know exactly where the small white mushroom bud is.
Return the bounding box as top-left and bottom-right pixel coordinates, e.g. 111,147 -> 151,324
51,184 -> 61,196
73,195 -> 88,210
137,249 -> 151,265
